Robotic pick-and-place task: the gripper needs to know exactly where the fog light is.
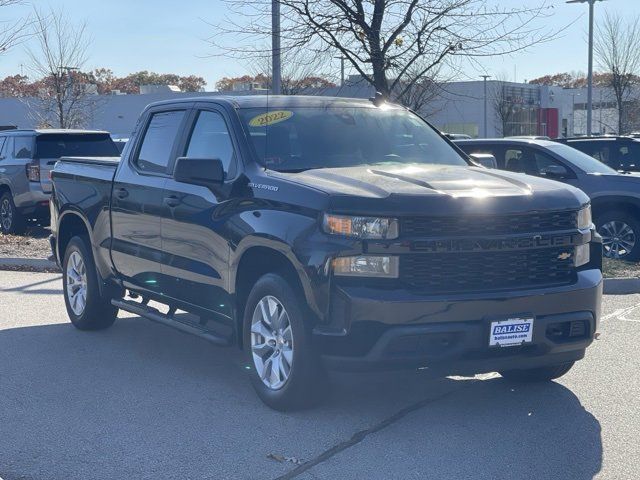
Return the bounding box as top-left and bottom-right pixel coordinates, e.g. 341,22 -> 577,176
574,244 -> 590,267
332,255 -> 399,278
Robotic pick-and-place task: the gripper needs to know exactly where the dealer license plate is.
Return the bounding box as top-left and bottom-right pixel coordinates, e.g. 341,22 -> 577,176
489,317 -> 534,347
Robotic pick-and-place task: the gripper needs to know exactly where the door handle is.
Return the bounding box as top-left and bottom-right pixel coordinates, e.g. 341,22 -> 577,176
163,195 -> 180,207
115,188 -> 129,199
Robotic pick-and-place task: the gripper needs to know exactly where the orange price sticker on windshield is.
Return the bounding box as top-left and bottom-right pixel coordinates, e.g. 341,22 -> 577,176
249,110 -> 293,127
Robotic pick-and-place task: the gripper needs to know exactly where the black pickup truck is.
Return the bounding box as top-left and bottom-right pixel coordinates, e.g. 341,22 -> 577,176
50,96 -> 602,410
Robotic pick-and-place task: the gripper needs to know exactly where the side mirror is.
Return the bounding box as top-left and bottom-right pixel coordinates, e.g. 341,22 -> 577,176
174,157 -> 224,188
540,164 -> 568,179
469,153 -> 498,169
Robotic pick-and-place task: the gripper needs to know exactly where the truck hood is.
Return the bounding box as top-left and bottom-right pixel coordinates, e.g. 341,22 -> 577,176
271,164 -> 589,215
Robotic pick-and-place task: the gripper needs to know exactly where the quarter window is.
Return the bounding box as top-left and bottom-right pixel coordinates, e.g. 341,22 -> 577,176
14,136 -> 33,159
0,137 -> 6,158
185,111 -> 235,175
136,110 -> 186,174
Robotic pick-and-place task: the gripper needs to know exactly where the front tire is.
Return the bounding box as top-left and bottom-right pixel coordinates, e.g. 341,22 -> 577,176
0,192 -> 25,235
500,362 -> 574,382
62,236 -> 118,330
243,273 -> 326,410
597,210 -> 640,261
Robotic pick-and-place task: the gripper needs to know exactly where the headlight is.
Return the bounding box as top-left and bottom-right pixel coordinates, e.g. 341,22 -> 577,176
577,205 -> 592,230
323,214 -> 399,239
332,256 -> 399,278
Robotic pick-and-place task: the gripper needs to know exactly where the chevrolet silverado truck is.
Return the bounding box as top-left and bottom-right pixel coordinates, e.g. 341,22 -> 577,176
50,96 -> 603,410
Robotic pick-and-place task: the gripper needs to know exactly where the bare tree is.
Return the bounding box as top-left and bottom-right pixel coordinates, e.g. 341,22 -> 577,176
491,75 -> 515,137
246,48 -> 337,94
209,0 -> 561,101
391,60 -> 455,114
26,8 -> 93,128
595,12 -> 640,134
0,0 -> 30,55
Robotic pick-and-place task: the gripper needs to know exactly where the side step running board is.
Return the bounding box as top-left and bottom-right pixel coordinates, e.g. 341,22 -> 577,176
111,298 -> 232,346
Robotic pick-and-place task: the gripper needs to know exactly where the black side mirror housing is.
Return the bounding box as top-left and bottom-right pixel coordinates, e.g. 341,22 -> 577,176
174,157 -> 225,188
540,164 -> 568,179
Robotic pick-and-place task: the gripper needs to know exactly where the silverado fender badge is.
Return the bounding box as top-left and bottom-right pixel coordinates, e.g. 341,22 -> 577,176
248,182 -> 279,192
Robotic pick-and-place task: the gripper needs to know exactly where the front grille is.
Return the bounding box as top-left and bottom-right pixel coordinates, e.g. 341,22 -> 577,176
401,211 -> 578,237
400,247 -> 575,293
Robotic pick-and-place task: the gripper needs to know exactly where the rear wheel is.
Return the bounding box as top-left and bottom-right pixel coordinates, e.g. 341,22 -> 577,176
597,210 -> 640,261
62,236 -> 118,330
0,192 -> 25,235
243,273 -> 327,410
500,362 -> 574,382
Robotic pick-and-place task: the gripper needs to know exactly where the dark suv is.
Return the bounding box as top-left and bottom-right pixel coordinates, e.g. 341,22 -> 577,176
456,138 -> 640,260
556,136 -> 640,172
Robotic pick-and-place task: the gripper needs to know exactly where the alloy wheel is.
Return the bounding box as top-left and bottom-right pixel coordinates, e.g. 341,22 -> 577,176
66,251 -> 88,316
0,198 -> 13,232
250,295 -> 294,390
600,220 -> 636,259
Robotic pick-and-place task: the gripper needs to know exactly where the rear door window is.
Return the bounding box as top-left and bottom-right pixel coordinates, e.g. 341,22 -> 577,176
1,137 -> 12,159
0,137 -> 6,158
36,134 -> 119,158
135,110 -> 186,175
14,136 -> 33,159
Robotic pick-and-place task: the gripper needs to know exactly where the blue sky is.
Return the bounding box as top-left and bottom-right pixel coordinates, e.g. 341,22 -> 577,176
1,0 -> 639,89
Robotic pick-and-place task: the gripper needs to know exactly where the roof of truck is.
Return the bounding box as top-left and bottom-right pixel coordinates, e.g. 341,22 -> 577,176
145,95 -> 406,110
0,129 -> 110,136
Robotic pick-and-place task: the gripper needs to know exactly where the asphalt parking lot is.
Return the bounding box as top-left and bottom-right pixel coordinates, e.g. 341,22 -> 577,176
1,271 -> 638,480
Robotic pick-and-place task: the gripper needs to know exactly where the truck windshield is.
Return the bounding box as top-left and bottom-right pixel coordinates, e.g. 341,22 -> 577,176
35,134 -> 119,158
239,106 -> 468,171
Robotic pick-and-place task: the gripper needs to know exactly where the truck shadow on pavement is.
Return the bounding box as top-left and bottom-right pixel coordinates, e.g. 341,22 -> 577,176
0,315 -> 602,480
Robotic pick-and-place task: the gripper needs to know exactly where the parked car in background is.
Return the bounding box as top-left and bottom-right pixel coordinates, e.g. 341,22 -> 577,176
50,96 -> 601,410
507,135 -> 551,141
456,138 -> 640,260
112,138 -> 128,154
0,129 -> 119,234
110,134 -> 129,155
556,136 -> 640,173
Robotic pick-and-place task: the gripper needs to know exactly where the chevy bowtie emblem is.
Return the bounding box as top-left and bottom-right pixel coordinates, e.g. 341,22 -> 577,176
557,252 -> 572,260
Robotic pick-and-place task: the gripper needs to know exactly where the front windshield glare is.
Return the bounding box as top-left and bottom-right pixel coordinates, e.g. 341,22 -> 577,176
239,106 -> 468,171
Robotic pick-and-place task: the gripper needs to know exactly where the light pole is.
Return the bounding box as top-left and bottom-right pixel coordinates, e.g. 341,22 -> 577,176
334,56 -> 346,87
567,0 -> 604,136
271,0 -> 282,95
480,75 -> 491,138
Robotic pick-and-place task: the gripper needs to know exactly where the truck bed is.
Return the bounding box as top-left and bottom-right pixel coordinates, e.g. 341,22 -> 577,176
59,156 -> 121,166
52,157 -> 120,254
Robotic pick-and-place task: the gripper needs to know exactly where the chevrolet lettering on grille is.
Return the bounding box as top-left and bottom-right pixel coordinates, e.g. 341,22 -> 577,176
412,234 -> 576,253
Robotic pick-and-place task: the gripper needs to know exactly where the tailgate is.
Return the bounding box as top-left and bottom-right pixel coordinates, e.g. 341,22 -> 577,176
39,157 -> 57,193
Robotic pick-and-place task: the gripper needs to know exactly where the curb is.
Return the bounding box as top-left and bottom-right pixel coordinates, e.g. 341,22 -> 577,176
0,257 -> 60,273
603,277 -> 640,295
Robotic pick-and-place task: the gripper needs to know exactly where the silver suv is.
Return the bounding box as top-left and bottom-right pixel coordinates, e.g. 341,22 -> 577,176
0,129 -> 118,234
456,138 -> 640,260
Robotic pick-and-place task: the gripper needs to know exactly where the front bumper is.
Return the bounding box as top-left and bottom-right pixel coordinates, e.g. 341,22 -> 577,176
315,269 -> 602,374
